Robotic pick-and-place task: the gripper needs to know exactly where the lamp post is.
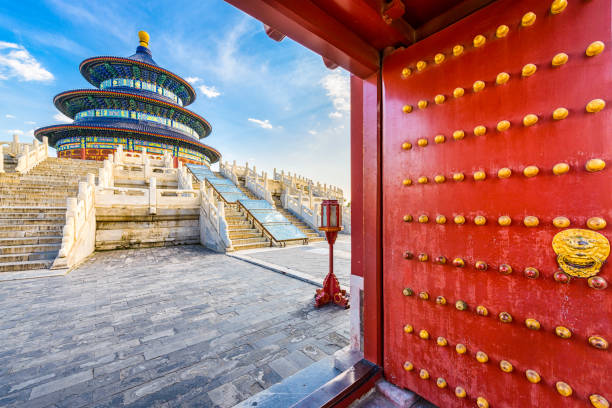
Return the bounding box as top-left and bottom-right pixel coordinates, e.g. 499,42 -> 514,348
315,199 -> 349,308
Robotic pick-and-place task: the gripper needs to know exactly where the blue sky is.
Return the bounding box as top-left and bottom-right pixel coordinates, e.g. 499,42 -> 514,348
0,0 -> 351,198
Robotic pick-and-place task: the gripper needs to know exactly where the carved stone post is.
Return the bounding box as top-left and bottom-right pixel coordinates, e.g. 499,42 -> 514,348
149,177 -> 157,215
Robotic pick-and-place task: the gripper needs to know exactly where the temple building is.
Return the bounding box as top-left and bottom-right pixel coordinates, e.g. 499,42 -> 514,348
35,31 -> 220,166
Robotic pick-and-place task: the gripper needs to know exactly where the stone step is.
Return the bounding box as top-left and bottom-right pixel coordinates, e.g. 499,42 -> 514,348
0,228 -> 63,238
0,200 -> 70,206
232,241 -> 271,251
231,237 -> 269,246
0,212 -> 65,220
0,243 -> 61,255
0,224 -> 63,232
0,236 -> 62,246
228,230 -> 263,239
95,237 -> 200,251
0,251 -> 57,263
0,218 -> 65,225
0,260 -> 54,272
0,207 -> 66,213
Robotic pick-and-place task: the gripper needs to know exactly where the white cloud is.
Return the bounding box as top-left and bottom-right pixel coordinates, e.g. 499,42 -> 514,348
186,76 -> 201,84
248,118 -> 273,129
0,42 -> 53,82
321,71 -> 350,114
5,129 -> 23,135
199,84 -> 221,99
329,111 -> 342,119
25,121 -> 36,125
5,114 -> 15,119
53,113 -> 73,123
308,130 -> 317,135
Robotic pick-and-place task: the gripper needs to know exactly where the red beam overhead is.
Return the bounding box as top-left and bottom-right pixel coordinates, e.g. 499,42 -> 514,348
224,0 -> 381,78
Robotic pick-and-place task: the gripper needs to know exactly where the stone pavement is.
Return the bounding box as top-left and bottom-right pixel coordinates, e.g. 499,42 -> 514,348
0,245 -> 349,407
230,235 -> 351,288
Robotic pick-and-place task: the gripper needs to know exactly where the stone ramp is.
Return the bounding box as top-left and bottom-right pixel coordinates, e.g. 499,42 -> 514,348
0,157 -> 104,273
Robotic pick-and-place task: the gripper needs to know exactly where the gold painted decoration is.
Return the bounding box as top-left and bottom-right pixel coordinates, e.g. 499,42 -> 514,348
525,369 -> 541,383
524,267 -> 540,279
552,229 -> 610,277
553,217 -> 571,228
555,326 -> 572,338
475,261 -> 488,271
586,41 -> 605,57
418,253 -> 429,262
496,72 -> 510,85
500,360 -> 514,373
525,318 -> 541,330
404,324 -> 414,333
498,167 -> 512,178
455,387 -> 467,398
473,80 -> 485,92
550,0 -> 568,14
523,166 -> 539,177
453,87 -> 465,98
454,215 -> 466,224
418,100 -> 428,109
496,25 -> 509,38
585,158 -> 606,172
417,60 -> 427,71
524,216 -> 539,227
434,134 -> 445,144
452,129 -> 465,140
453,258 -> 465,267
403,214 -> 413,222
473,170 -> 486,181
402,104 -> 413,113
588,276 -> 608,290
476,305 -> 488,316
453,45 -> 464,56
436,378 -> 447,388
403,361 -> 414,371
588,336 -> 609,350
474,125 -> 486,136
522,63 -> 537,77
436,336 -> 448,346
497,120 -> 511,132
590,395 -> 610,408
401,142 -> 412,150
455,300 -> 468,311
553,163 -> 570,175
436,295 -> 447,305
556,381 -> 573,397
553,107 -> 569,120
401,67 -> 412,78
586,99 -> 606,113
498,216 -> 512,226
476,397 -> 490,408
474,216 -> 487,226
434,175 -> 446,183
419,329 -> 430,339
434,94 -> 446,105
499,264 -> 512,275
435,53 -> 445,64
403,287 -> 414,296
418,291 -> 429,300
552,52 -> 569,66
455,343 -> 467,354
499,312 -> 513,323
417,138 -> 428,147
476,351 -> 488,363
523,114 -> 538,126
402,178 -> 412,186
418,176 -> 428,184
473,35 -> 486,48
436,215 -> 447,224
453,172 -> 465,181
587,217 -> 607,230
419,369 -> 430,379
521,12 -> 536,26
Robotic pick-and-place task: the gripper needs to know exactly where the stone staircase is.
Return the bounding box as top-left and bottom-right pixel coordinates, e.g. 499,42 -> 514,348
0,157 -> 104,273
272,195 -> 324,242
235,176 -> 258,200
225,205 -> 270,251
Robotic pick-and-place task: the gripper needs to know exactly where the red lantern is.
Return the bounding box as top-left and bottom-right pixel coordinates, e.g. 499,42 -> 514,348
315,200 -> 349,308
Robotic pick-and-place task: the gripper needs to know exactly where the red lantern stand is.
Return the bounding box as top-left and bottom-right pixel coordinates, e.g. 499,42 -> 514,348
315,200 -> 349,309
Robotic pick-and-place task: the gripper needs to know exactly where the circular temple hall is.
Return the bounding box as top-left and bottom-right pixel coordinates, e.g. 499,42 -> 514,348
35,31 -> 220,165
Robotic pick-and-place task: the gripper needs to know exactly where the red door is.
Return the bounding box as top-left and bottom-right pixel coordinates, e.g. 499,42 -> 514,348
382,0 -> 611,406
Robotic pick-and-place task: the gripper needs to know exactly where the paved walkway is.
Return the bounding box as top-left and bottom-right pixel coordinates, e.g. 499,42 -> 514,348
0,245 -> 349,407
230,235 -> 351,288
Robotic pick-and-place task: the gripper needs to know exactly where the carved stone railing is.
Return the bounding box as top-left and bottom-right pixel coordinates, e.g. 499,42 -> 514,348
284,193 -> 321,232
177,162 -> 193,190
52,174 -> 96,269
199,182 -> 232,252
113,145 -> 174,168
12,136 -> 49,174
245,172 -> 274,205
219,161 -> 240,186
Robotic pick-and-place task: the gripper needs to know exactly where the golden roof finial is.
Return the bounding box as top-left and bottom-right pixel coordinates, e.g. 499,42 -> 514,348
138,31 -> 150,48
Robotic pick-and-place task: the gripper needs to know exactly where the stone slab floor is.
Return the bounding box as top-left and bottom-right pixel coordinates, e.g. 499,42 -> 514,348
0,246 -> 349,407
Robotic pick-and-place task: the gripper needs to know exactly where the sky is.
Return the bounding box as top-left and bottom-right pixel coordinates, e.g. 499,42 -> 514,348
0,0 -> 351,198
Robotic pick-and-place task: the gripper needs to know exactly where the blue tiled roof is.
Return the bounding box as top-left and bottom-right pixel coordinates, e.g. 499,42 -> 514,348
128,46 -> 158,65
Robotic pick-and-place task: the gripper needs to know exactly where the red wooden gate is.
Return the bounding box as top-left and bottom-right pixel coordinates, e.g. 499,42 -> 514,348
382,0 -> 611,406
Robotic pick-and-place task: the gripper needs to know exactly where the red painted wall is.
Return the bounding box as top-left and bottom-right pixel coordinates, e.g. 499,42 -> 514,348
380,0 -> 611,406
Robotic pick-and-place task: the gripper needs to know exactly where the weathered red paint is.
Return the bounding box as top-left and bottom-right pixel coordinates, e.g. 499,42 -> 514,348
350,75 -> 364,279
382,0 -> 611,406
